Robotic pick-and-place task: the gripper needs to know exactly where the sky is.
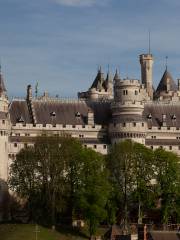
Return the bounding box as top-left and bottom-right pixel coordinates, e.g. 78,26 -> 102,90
1,0 -> 180,98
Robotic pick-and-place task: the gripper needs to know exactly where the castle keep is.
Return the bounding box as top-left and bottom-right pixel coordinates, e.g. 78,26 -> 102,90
1,52 -> 180,184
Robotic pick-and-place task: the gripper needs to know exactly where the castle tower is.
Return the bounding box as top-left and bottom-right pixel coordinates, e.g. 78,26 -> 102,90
0,67 -> 9,181
0,66 -> 10,221
139,54 -> 154,99
109,76 -> 148,145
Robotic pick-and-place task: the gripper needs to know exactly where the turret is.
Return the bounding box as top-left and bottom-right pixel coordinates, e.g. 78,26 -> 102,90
109,78 -> 148,145
0,67 -> 10,221
139,54 -> 154,99
0,66 -> 9,181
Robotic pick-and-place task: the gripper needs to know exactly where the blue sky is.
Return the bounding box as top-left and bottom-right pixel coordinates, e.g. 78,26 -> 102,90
1,0 -> 180,97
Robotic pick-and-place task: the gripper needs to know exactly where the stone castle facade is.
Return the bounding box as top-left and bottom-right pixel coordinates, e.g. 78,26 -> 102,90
0,52 -> 180,184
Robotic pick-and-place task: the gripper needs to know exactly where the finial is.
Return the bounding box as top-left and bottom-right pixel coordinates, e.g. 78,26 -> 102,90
148,30 -> 151,54
108,64 -> 110,74
35,82 -> 39,98
165,56 -> 168,70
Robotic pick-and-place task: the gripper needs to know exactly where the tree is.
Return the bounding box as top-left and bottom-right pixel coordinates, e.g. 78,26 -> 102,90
154,148 -> 180,224
8,146 -> 39,220
9,134 -> 110,234
107,140 -> 155,229
75,148 -> 110,238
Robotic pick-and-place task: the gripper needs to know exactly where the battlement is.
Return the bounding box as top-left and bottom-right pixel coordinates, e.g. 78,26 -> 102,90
115,78 -> 140,87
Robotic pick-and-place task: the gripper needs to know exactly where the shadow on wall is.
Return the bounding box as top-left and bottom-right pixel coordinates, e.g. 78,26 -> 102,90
0,179 -> 10,222
0,179 -> 29,223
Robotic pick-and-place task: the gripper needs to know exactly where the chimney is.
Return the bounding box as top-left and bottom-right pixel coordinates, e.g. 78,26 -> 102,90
87,109 -> 94,125
162,114 -> 166,127
27,85 -> 32,101
178,79 -> 180,91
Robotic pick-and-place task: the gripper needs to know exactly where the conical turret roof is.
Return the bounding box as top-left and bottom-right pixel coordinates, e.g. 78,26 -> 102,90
0,68 -> 7,94
90,67 -> 105,90
113,69 -> 120,81
156,69 -> 177,93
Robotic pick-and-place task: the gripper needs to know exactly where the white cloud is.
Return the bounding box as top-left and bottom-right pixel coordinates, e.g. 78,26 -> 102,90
52,0 -> 109,7
53,0 -> 97,7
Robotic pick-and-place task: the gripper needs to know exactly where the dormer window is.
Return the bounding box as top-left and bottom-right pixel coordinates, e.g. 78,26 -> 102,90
17,116 -> 24,123
75,112 -> 81,118
172,114 -> 176,120
147,113 -> 152,119
50,111 -> 56,117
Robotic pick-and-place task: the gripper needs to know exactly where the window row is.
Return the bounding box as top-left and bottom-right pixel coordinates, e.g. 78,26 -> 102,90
151,145 -> 180,150
114,122 -> 144,127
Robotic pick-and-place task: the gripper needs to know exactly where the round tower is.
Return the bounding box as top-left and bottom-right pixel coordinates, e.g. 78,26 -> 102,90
139,54 -> 154,99
109,77 -> 147,145
0,68 -> 10,221
0,68 -> 9,181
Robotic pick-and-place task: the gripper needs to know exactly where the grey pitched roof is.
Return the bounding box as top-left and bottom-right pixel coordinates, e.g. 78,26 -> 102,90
156,70 -> 177,93
9,99 -> 111,126
143,104 -> 180,127
32,100 -> 111,125
9,100 -> 32,124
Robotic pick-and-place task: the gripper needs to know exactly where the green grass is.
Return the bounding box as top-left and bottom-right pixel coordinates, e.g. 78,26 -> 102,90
0,224 -> 87,240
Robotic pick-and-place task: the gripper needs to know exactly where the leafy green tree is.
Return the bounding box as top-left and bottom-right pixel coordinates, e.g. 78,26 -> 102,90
154,148 -> 180,224
9,134 -> 110,234
107,140 -> 155,229
76,148 -> 110,238
9,146 -> 39,220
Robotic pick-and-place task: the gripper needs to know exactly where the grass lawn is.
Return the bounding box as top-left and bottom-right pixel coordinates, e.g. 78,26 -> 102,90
0,224 -> 88,240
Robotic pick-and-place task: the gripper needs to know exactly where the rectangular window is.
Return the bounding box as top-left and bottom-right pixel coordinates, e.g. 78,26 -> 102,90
94,145 -> 97,149
133,122 -> 136,127
2,120 -> 5,124
14,143 -> 17,147
169,146 -> 172,150
103,145 -> 107,149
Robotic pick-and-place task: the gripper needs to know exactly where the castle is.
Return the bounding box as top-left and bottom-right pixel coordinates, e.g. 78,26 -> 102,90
0,52 -> 180,186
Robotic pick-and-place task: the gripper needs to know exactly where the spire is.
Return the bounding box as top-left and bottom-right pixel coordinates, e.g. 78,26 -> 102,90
156,69 -> 177,93
113,69 -> 120,81
165,56 -> 168,70
0,64 -> 7,95
148,30 -> 151,54
90,67 -> 105,90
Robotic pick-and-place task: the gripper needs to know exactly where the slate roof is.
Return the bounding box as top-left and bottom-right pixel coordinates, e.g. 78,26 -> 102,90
143,104 -> 180,127
156,70 -> 177,93
9,99 -> 111,125
90,68 -> 105,90
9,100 -> 32,124
33,100 -> 111,125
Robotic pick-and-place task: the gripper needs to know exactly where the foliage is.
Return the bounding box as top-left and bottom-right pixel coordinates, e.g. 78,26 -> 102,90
8,135 -> 109,236
107,140 -> 155,227
154,148 -> 180,224
75,148 -> 110,237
